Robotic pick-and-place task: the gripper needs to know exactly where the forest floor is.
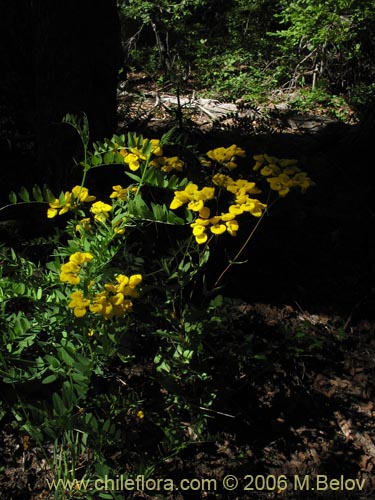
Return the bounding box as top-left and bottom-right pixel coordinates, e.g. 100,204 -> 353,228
1,75 -> 375,499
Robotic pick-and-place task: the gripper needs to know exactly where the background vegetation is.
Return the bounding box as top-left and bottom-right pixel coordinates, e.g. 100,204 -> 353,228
118,0 -> 375,108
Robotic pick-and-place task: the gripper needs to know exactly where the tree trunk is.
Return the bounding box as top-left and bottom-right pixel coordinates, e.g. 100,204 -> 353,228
33,0 -> 121,189
0,1 -> 121,194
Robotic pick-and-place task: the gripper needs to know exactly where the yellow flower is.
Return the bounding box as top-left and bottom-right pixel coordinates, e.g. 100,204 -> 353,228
46,191 -> 72,218
88,328 -> 94,337
199,206 -> 211,219
212,173 -> 235,187
279,159 -> 298,168
292,172 -> 314,192
110,292 -> 124,306
60,262 -> 81,284
199,187 -> 215,200
47,205 -> 59,218
68,290 -> 90,317
150,139 -> 163,157
71,186 -> 96,203
136,410 -> 145,420
267,175 -> 291,197
170,183 -> 214,210
59,252 -> 93,284
90,274 -> 141,319
210,223 -> 226,235
110,185 -> 129,201
190,218 -> 209,244
229,204 -> 245,216
206,145 -> 245,169
129,274 -> 142,287
90,201 -> 113,222
113,223 -> 126,235
124,153 -> 140,171
161,156 -> 184,173
187,199 -> 204,212
225,219 -> 239,236
47,186 -> 95,218
195,232 -> 208,244
170,190 -> 191,210
227,179 -> 261,196
89,292 -> 113,319
260,165 -> 275,176
241,199 -> 267,217
200,158 -> 212,167
75,218 -> 92,233
221,212 -> 235,221
70,252 -> 94,266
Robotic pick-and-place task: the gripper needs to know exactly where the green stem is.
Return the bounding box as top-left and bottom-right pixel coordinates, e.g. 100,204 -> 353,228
213,198 -> 276,288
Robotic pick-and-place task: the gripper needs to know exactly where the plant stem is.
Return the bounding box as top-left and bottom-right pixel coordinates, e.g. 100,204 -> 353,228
213,204 -> 273,288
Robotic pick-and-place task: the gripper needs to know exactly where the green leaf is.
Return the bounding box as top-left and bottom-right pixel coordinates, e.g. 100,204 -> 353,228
18,186 -> 30,202
59,347 -> 75,367
90,153 -> 102,167
42,374 -> 58,384
71,372 -> 88,383
45,355 -> 61,370
104,151 -> 115,164
114,151 -> 125,164
52,393 -> 66,416
124,171 -> 141,182
43,185 -> 56,203
32,184 -> 43,202
102,419 -> 110,433
8,191 -> 17,204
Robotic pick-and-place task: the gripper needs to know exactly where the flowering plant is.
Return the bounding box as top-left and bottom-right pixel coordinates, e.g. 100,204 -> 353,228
0,114 -> 314,484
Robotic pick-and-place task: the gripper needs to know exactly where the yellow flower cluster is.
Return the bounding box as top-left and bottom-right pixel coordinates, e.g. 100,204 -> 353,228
149,156 -> 184,173
203,145 -> 246,169
109,184 -> 137,201
187,175 -> 267,244
47,186 -> 96,218
75,217 -> 92,234
118,139 -> 164,172
68,274 -> 142,319
119,147 -> 147,171
253,154 -> 314,197
212,173 -> 266,217
90,201 -> 112,222
190,207 -> 239,244
60,252 -> 94,285
170,183 -> 215,212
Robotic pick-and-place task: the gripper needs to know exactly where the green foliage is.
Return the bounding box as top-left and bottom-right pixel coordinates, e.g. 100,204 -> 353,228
272,0 -> 375,91
118,0 -> 374,109
289,88 -> 354,121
